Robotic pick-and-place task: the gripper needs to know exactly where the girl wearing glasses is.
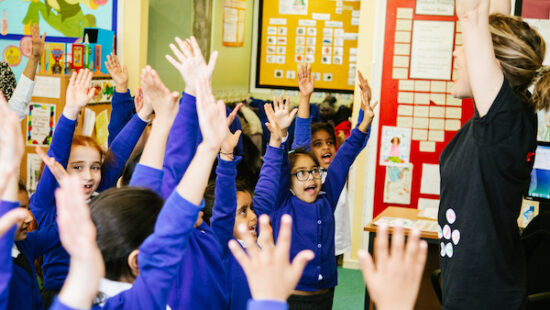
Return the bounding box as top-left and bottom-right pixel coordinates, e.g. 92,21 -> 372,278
254,95 -> 377,309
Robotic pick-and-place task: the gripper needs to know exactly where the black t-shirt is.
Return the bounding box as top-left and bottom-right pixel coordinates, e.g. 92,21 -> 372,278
439,78 -> 536,310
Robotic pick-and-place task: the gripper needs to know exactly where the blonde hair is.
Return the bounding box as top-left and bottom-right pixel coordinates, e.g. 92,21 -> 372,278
489,14 -> 550,111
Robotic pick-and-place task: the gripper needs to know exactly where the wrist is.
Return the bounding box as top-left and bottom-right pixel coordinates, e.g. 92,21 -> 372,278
358,119 -> 371,133
62,106 -> 81,120
269,137 -> 282,148
184,86 -> 196,97
115,85 -> 128,93
197,143 -> 220,157
137,109 -> 152,122
220,152 -> 234,162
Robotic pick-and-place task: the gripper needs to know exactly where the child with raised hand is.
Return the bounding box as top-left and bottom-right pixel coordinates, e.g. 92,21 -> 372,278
0,90 -> 61,310
0,92 -> 36,310
207,94 -> 296,310
49,175 -> 104,310
30,68 -> 151,307
255,88 -> 376,309
60,74 -> 224,309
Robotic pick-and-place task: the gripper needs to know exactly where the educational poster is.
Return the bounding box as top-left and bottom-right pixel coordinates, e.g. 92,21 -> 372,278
26,153 -> 43,195
26,103 -> 55,146
383,164 -> 413,204
256,0 -> 360,92
223,0 -> 247,47
90,78 -> 115,104
371,0 -> 475,217
0,0 -> 116,38
379,126 -> 411,167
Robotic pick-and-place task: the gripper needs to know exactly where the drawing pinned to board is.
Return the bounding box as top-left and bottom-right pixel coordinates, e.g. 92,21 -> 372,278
383,164 -> 413,205
379,126 -> 411,166
537,109 -> 550,142
279,0 -> 308,15
27,103 -> 55,146
26,153 -> 43,195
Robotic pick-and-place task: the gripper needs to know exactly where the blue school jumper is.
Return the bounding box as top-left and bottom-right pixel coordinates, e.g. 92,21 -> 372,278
98,172 -> 203,309
210,140 -> 285,310
0,201 -> 19,310
52,298 -> 288,310
1,201 -> 60,310
108,90 -> 136,146
255,129 -> 368,291
158,92 -> 247,309
29,113 -> 147,292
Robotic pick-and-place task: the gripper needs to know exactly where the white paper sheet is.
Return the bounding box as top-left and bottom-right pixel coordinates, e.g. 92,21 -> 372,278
418,198 -> 440,212
82,108 -> 96,137
32,76 -> 61,99
410,20 -> 455,80
279,0 -> 308,15
421,163 -> 440,195
415,0 -> 455,16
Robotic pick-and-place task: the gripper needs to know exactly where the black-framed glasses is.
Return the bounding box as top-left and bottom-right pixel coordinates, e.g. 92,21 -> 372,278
291,168 -> 322,181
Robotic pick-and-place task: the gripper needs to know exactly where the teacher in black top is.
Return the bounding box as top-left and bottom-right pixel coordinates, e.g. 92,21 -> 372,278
438,0 -> 550,309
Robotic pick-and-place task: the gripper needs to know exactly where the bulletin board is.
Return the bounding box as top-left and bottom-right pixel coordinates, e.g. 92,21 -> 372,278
372,0 -> 475,218
255,0 -> 361,93
0,0 -> 118,80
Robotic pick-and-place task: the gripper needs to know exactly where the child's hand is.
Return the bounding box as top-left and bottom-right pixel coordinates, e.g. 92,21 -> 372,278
0,208 -> 28,238
358,224 -> 427,310
220,103 -> 243,161
36,146 -> 68,184
195,76 -> 228,152
64,69 -> 95,120
358,100 -> 378,133
166,36 -> 218,96
30,24 -> 46,60
272,95 -> 298,137
229,214 -> 314,301
264,103 -> 283,147
140,66 -> 180,125
134,87 -> 144,113
105,52 -> 129,93
358,70 -> 371,112
56,175 -> 104,309
297,64 -> 314,97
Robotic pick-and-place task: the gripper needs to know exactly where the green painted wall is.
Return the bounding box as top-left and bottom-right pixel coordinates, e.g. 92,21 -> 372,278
147,0 -> 193,92
210,0 -> 254,96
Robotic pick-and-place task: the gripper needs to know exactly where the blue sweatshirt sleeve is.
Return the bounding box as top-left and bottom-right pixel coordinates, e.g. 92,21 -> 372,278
356,109 -> 369,149
0,201 -> 19,309
98,114 -> 147,192
247,300 -> 288,310
324,128 -> 369,208
161,93 -> 199,199
30,115 -> 77,226
108,90 -> 135,146
291,117 -> 312,151
129,164 -> 164,195
103,191 -> 203,309
25,224 -> 61,260
252,146 -> 283,218
210,156 -> 241,256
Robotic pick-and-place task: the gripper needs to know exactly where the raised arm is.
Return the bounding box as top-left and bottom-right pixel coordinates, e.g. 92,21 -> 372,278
129,66 -> 179,193
210,128 -> 242,253
293,64 -> 314,150
105,52 -> 136,145
490,0 -> 510,14
456,0 -> 504,117
9,24 -> 45,120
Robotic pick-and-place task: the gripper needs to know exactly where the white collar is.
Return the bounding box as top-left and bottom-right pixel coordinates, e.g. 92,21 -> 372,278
86,192 -> 100,204
11,244 -> 19,258
95,278 -> 132,306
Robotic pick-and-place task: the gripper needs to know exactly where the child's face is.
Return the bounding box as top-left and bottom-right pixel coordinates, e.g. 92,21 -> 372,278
15,190 -> 33,241
290,155 -> 322,203
233,191 -> 257,242
68,145 -> 102,200
311,130 -> 336,170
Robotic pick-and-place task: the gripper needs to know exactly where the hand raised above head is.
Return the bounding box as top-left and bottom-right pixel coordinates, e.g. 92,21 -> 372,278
64,69 -> 95,120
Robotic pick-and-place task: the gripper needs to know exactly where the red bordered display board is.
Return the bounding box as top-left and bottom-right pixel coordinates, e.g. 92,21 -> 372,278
372,0 -> 475,217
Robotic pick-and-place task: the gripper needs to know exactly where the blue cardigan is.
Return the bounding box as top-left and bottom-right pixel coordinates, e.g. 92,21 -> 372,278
1,201 -> 60,310
108,90 -> 136,146
255,128 -> 368,291
29,113 -> 147,291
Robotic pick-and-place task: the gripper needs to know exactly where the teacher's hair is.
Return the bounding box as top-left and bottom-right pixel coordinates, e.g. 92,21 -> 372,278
489,14 -> 550,111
